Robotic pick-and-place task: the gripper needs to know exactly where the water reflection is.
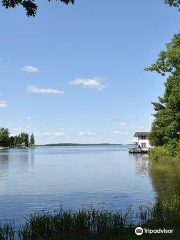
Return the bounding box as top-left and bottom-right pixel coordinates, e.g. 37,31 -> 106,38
133,154 -> 150,175
0,149 -> 35,196
0,148 -> 35,169
149,160 -> 180,199
0,154 -> 9,175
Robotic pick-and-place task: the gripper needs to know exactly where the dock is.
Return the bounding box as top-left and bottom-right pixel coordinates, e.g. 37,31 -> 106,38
129,147 -> 149,154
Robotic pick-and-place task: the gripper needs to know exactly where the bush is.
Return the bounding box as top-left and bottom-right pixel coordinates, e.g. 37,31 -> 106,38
149,146 -> 172,161
176,140 -> 180,157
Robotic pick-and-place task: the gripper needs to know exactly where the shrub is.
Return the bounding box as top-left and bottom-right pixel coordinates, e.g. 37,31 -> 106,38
149,146 -> 172,160
176,140 -> 180,157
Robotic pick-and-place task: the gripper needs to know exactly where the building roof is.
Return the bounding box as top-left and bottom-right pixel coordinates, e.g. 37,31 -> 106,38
134,132 -> 151,137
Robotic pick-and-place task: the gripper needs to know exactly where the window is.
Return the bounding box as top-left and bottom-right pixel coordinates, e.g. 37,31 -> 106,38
141,143 -> 146,148
141,136 -> 147,140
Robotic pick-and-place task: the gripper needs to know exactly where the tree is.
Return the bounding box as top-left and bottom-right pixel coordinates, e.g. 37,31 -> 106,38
13,133 -> 29,147
9,136 -> 15,148
0,128 -> 10,147
1,0 -> 75,17
145,33 -> 180,150
14,135 -> 21,147
165,0 -> 180,10
1,0 -> 180,17
29,133 -> 35,146
19,132 -> 29,147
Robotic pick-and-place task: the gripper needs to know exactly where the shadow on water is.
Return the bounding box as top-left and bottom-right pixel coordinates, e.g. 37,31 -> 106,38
149,160 -> 180,200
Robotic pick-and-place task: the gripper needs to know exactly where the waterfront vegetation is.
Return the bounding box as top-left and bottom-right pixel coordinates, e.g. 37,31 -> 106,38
148,146 -> 180,161
0,197 -> 180,240
0,128 -> 35,148
149,159 -> 180,204
145,33 -> 180,160
1,0 -> 180,17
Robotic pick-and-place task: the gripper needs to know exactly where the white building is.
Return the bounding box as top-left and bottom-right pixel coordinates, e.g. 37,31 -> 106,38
133,132 -> 152,150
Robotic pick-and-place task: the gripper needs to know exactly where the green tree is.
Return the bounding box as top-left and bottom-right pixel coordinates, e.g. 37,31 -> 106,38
14,135 -> 21,147
19,132 -> 29,147
0,128 -> 10,147
1,0 -> 180,17
29,133 -> 35,146
165,0 -> 180,10
1,0 -> 74,16
145,33 -> 180,151
9,136 -> 15,148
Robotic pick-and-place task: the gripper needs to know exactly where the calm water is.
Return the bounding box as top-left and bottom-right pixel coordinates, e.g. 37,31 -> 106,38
0,146 -> 158,225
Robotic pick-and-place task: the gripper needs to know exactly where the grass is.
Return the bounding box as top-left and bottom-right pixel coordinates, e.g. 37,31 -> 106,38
0,198 -> 180,240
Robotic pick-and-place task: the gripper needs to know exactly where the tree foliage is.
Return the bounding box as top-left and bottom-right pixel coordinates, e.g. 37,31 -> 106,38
0,128 -> 10,147
165,0 -> 180,10
29,133 -> 35,146
145,33 -> 180,152
1,0 -> 75,16
0,128 -> 35,148
1,0 -> 180,17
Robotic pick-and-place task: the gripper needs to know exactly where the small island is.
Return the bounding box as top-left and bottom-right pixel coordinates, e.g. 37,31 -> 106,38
0,127 -> 35,149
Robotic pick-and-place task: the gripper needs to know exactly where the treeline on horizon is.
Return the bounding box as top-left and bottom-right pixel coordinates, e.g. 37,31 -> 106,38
44,143 -> 123,146
0,127 -> 35,148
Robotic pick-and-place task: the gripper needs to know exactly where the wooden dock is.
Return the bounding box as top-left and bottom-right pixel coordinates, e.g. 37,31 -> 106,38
128,148 -> 149,154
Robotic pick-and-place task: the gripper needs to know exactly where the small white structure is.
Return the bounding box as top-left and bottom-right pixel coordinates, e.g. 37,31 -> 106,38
134,132 -> 152,150
129,132 -> 152,153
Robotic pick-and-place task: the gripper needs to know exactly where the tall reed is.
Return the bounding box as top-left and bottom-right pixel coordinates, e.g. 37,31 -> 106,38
0,198 -> 180,240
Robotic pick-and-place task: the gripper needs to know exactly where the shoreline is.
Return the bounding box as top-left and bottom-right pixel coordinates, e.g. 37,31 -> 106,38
0,146 -> 35,150
0,198 -> 179,240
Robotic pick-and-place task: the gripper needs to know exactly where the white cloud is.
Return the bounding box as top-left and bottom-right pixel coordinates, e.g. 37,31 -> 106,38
13,127 -> 22,131
87,132 -> 97,136
54,132 -> 65,137
41,132 -> 50,136
21,65 -> 39,73
119,122 -> 127,126
78,132 -> 97,137
138,126 -> 145,130
111,131 -> 129,136
26,116 -> 32,121
78,132 -> 85,136
27,86 -> 64,95
111,131 -> 121,135
70,77 -> 105,91
35,132 -> 50,138
0,57 -> 2,61
0,101 -> 8,108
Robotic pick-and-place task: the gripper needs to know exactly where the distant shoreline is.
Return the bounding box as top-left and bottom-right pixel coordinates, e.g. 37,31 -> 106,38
0,144 -> 135,149
37,143 -> 135,147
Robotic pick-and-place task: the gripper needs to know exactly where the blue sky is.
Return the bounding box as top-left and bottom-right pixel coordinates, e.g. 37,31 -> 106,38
0,0 -> 180,144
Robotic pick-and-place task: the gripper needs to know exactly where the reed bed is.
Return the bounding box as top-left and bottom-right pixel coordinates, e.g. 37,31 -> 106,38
0,198 -> 180,240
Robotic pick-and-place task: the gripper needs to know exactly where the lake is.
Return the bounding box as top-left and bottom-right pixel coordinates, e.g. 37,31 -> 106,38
0,146 -> 176,226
